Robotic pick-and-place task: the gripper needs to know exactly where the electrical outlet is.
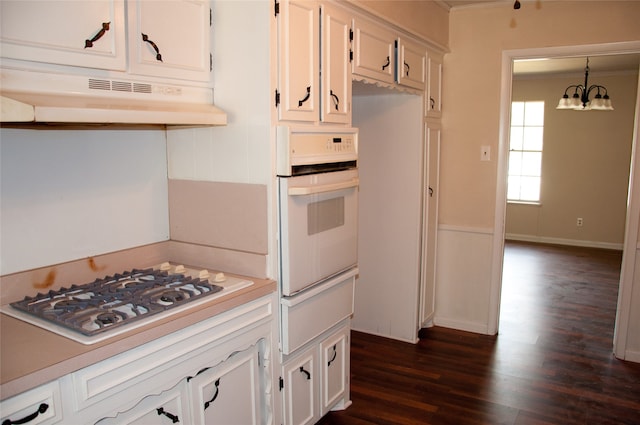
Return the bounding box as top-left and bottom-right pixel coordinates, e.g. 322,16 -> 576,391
577,217 -> 583,227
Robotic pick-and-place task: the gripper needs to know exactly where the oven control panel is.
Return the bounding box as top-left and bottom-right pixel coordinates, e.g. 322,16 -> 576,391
276,126 -> 358,176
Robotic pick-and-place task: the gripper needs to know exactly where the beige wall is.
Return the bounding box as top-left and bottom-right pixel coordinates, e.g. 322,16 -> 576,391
347,0 -> 449,48
506,73 -> 638,248
442,1 -> 640,227
435,1 -> 640,352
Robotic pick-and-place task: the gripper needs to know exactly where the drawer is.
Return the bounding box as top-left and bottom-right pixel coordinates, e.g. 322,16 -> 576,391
0,380 -> 63,425
281,268 -> 356,354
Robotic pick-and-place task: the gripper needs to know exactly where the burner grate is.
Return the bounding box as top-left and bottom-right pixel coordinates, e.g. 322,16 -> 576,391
10,268 -> 223,337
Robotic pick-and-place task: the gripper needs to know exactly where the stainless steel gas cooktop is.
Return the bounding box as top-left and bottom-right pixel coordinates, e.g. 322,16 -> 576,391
1,263 -> 253,345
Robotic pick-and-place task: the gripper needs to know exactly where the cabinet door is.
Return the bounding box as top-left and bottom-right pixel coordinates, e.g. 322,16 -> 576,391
282,348 -> 317,425
420,121 -> 441,326
189,343 -> 263,425
95,381 -> 191,425
320,326 -> 349,415
397,37 -> 426,90
278,0 -> 319,122
127,0 -> 211,82
0,0 -> 126,71
320,3 -> 352,124
426,51 -> 443,118
351,16 -> 395,84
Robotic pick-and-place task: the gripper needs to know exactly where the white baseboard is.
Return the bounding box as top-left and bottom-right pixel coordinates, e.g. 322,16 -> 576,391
622,349 -> 640,363
432,316 -> 490,335
505,233 -> 623,251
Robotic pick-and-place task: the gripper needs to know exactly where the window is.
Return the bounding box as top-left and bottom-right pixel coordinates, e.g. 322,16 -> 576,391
508,101 -> 544,202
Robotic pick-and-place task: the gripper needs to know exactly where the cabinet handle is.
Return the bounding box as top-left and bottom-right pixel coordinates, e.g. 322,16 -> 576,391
404,61 -> 410,77
203,378 -> 220,410
2,403 -> 48,425
330,90 -> 340,111
429,186 -> 434,197
141,33 -> 163,62
85,22 -> 110,48
382,56 -> 390,71
298,86 -> 311,107
327,344 -> 337,367
430,97 -> 435,109
156,407 -> 180,423
299,366 -> 311,380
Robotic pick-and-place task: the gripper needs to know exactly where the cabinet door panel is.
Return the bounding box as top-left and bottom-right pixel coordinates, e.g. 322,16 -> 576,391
397,37 -> 426,90
320,326 -> 349,414
420,121 -> 441,325
352,16 -> 395,84
190,344 -> 262,425
282,349 -> 316,425
278,0 -> 319,122
95,381 -> 190,425
320,3 -> 351,124
128,0 -> 211,82
0,0 -> 126,70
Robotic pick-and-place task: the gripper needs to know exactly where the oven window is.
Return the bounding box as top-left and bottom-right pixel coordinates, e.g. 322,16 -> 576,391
307,197 -> 345,235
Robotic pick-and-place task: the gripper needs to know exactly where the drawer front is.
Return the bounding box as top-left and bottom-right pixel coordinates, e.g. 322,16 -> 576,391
0,380 -> 63,425
281,269 -> 355,354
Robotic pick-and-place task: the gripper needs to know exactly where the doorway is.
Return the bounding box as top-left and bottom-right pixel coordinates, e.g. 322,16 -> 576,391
490,43 -> 640,359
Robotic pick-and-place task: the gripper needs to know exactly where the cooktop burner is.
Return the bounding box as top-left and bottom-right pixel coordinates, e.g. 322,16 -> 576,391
2,263 -> 253,344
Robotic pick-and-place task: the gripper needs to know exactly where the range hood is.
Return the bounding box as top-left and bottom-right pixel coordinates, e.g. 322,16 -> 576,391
1,68 -> 227,126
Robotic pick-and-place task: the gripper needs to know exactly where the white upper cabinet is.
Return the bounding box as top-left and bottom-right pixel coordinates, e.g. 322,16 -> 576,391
0,0 -> 126,71
397,37 -> 426,90
352,15 -> 395,84
320,2 -> 352,124
277,0 -> 320,122
127,0 -> 211,82
426,50 -> 443,118
0,0 -> 211,83
277,0 -> 352,124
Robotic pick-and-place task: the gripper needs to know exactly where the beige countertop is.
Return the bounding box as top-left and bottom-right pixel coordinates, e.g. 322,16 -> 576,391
0,276 -> 276,401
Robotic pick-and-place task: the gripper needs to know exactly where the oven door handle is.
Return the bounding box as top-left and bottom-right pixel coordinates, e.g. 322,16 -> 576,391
288,178 -> 359,196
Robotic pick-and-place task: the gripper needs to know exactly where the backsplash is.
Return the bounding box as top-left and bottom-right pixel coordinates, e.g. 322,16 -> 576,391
0,127 -> 169,275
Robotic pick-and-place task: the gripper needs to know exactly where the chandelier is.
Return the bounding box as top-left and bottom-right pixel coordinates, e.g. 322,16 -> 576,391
556,57 -> 614,111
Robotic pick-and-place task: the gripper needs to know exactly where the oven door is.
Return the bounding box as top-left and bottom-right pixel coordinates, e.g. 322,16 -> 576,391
279,168 -> 358,296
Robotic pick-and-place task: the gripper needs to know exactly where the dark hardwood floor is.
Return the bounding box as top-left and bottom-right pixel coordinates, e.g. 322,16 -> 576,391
318,241 -> 640,424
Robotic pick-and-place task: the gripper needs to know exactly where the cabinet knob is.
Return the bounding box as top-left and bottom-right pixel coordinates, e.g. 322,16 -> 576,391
330,90 -> 340,111
141,33 -> 163,62
298,86 -> 311,107
85,22 -> 110,48
2,403 -> 48,425
382,56 -> 390,71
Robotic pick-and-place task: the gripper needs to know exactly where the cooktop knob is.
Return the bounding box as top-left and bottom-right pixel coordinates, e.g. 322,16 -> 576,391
160,262 -> 171,271
214,272 -> 226,282
199,269 -> 210,279
174,265 -> 186,274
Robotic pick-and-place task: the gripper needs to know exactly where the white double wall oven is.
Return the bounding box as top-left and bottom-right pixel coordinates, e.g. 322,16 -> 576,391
276,126 -> 359,355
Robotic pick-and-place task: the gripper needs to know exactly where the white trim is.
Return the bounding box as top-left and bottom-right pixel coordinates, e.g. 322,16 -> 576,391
505,234 -> 624,251
614,68 -> 640,360
494,41 -> 640,359
432,316 -> 488,335
624,349 -> 640,363
438,224 -> 494,235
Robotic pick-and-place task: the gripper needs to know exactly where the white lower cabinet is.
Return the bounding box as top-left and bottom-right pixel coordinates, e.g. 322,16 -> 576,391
281,322 -> 350,425
1,294 -> 276,425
